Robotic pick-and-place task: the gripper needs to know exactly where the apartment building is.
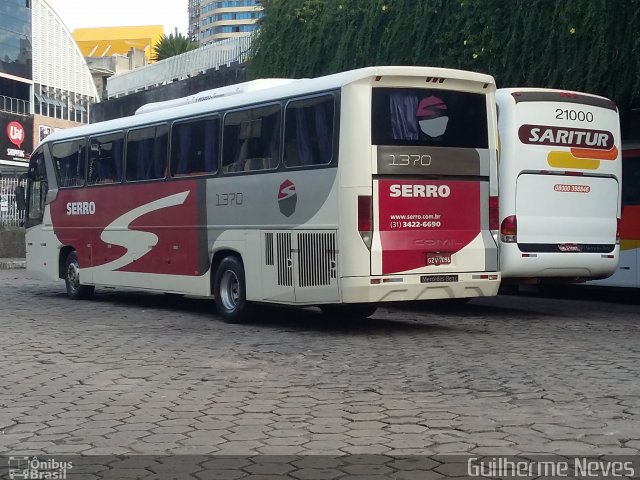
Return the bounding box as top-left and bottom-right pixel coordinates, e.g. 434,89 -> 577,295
189,0 -> 263,45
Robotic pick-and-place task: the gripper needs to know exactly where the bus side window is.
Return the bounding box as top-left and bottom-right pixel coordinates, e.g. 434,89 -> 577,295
88,133 -> 124,185
170,117 -> 219,176
126,125 -> 168,181
284,95 -> 335,167
223,104 -> 281,173
52,139 -> 86,188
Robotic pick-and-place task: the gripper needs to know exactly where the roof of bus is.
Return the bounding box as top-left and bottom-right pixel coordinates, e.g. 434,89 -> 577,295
497,87 -> 613,103
39,66 -> 496,147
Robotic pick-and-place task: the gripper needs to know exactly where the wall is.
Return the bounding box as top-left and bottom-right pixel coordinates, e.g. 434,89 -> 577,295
92,64 -> 247,122
33,114 -> 82,147
86,54 -> 144,100
0,227 -> 25,258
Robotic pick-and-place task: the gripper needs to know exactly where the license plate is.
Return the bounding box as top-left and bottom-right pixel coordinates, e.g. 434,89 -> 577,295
427,253 -> 452,266
421,275 -> 459,283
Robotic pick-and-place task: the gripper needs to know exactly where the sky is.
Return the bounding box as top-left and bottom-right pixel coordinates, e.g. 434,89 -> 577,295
48,0 -> 189,35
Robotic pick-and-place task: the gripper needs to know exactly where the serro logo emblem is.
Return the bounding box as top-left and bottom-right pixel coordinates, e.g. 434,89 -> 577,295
66,201 -> 96,215
7,121 -> 25,148
389,184 -> 450,198
278,180 -> 297,217
278,180 -> 296,200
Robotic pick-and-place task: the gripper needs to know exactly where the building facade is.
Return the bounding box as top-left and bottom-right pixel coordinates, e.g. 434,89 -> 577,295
1,0 -> 100,176
32,0 -> 99,127
189,0 -> 263,46
72,25 -> 164,64
0,0 -> 33,174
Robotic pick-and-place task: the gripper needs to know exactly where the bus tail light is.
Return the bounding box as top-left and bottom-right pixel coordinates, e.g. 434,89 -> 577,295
616,218 -> 621,244
358,195 -> 373,249
489,195 -> 499,230
500,215 -> 517,243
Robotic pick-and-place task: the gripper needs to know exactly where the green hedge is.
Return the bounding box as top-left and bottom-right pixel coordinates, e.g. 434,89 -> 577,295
249,0 -> 639,122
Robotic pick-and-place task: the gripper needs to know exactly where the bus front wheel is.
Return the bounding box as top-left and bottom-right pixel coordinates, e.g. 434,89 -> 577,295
213,256 -> 252,323
320,304 -> 377,319
64,251 -> 95,300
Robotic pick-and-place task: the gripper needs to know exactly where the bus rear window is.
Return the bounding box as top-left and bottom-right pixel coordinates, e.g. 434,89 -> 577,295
372,88 -> 488,149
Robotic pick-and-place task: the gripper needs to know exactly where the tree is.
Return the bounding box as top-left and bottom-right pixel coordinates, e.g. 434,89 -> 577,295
152,32 -> 198,62
249,0 -> 640,125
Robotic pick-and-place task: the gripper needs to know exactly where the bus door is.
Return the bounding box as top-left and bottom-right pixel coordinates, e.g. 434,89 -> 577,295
514,173 -> 618,252
24,148 -> 58,280
370,87 -> 497,277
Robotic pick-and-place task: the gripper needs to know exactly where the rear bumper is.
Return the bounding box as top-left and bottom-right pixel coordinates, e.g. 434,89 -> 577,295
340,272 -> 500,303
500,244 -> 619,279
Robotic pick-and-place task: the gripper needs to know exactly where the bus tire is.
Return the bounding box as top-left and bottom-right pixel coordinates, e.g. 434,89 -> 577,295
320,304 -> 377,319
64,251 -> 95,300
213,256 -> 252,323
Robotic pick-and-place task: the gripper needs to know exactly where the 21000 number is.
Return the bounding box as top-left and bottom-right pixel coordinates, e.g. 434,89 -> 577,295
555,109 -> 594,122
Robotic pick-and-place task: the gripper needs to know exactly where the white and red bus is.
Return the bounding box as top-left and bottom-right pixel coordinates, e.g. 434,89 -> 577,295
587,143 -> 640,288
23,66 -> 500,322
495,88 -> 621,285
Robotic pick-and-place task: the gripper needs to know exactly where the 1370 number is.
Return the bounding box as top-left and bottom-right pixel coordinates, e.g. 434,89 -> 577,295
216,192 -> 243,206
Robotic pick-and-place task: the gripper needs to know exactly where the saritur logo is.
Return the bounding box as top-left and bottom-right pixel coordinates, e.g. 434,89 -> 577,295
278,180 -> 297,217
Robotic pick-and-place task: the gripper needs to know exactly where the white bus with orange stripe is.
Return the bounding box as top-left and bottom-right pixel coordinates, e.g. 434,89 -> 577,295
496,88 -> 621,284
24,66 -> 500,323
587,143 -> 640,288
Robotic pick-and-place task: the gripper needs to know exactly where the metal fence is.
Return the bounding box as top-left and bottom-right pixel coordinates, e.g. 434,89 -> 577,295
0,177 -> 26,228
107,36 -> 252,98
1,94 -> 30,116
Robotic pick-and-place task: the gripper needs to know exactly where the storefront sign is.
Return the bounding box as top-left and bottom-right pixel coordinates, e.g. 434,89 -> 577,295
1,112 -> 33,165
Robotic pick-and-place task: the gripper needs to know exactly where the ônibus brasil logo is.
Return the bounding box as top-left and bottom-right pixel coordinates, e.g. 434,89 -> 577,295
278,180 -> 297,217
7,121 -> 25,149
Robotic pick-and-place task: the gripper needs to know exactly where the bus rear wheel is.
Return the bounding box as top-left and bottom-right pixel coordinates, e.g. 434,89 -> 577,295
64,251 -> 95,300
213,256 -> 252,323
320,304 -> 377,319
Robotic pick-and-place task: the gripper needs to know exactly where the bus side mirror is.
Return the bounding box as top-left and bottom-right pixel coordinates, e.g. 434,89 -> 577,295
14,186 -> 26,212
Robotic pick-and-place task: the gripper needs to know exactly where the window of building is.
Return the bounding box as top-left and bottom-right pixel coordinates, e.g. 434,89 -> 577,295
88,132 -> 124,185
52,139 -> 86,188
284,95 -> 335,168
126,125 -> 169,181
171,117 -> 220,176
210,24 -> 256,35
223,105 -> 281,173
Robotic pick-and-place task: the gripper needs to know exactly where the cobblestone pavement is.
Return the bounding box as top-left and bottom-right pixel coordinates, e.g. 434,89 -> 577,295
1,270 -> 639,458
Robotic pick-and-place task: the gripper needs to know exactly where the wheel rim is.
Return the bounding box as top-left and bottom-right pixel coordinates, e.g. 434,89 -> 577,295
67,260 -> 80,293
219,269 -> 240,311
